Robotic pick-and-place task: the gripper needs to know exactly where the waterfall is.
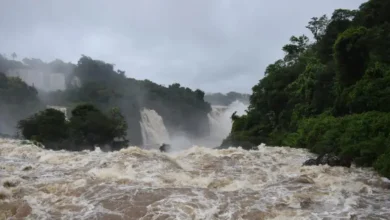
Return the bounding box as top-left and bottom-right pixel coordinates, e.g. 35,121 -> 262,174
206,100 -> 248,146
138,101 -> 248,149
139,108 -> 170,147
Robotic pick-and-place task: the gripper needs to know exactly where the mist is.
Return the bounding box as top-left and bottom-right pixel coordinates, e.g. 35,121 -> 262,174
0,0 -> 366,93
0,0 -> 366,147
167,100 -> 249,152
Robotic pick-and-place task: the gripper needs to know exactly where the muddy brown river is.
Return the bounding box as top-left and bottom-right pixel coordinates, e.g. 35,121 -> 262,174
1,138 -> 390,219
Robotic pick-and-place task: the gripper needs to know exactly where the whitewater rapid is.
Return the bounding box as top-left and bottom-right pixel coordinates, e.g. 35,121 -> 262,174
1,138 -> 389,219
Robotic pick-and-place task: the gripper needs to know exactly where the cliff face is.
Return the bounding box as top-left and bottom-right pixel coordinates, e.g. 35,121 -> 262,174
7,69 -> 66,92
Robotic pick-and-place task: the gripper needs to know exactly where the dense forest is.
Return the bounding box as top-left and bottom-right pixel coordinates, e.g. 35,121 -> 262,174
205,92 -> 249,106
0,54 -> 211,146
17,104 -> 128,151
223,0 -> 390,178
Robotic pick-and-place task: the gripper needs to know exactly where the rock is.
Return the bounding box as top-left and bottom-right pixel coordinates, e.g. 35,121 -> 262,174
302,159 -> 317,166
303,153 -> 352,168
2,178 -> 21,188
159,143 -> 171,152
22,166 -> 33,171
316,154 -> 331,165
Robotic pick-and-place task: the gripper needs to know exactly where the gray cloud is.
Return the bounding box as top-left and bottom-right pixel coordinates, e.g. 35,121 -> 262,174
0,0 -> 365,93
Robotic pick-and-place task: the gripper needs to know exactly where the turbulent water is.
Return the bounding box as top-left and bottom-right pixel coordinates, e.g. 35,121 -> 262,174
1,138 -> 390,219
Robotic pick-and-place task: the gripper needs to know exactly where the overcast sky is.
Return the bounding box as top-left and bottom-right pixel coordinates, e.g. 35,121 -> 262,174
0,0 -> 366,93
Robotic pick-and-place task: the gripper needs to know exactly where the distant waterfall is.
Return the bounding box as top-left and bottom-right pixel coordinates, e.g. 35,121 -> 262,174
6,69 -> 66,91
139,108 -> 170,147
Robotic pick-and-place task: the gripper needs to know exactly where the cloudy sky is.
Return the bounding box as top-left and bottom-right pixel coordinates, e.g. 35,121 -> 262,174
0,0 -> 365,93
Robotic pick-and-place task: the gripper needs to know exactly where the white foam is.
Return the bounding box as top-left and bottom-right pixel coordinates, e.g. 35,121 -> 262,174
0,138 -> 389,219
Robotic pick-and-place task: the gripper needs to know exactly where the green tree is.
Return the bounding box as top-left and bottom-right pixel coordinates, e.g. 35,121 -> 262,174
69,104 -> 115,147
306,15 -> 329,41
224,0 -> 390,178
334,26 -> 369,86
282,35 -> 309,62
18,108 -> 68,144
0,72 -> 43,135
108,107 -> 128,140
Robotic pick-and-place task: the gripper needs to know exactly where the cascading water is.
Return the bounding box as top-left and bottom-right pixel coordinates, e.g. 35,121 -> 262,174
139,108 -> 171,148
206,100 -> 248,147
138,101 -> 248,150
0,138 -> 389,219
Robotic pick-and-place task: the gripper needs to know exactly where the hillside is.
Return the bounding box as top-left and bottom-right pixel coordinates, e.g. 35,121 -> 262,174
0,55 -> 211,146
223,0 -> 390,178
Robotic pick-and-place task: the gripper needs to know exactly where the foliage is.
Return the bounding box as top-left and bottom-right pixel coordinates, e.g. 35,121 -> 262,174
334,26 -> 369,86
69,104 -> 120,148
17,104 -> 128,151
291,112 -> 390,167
0,72 -> 43,135
226,0 -> 390,178
17,108 -> 68,144
1,53 -> 211,147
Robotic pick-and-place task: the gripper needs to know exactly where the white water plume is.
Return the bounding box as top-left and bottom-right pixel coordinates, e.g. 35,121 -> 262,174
206,100 -> 248,147
138,101 -> 247,151
139,108 -> 170,148
0,138 -> 389,219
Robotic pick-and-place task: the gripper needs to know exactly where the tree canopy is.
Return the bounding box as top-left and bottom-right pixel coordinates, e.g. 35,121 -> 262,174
18,104 -> 128,151
223,0 -> 390,178
0,72 -> 43,135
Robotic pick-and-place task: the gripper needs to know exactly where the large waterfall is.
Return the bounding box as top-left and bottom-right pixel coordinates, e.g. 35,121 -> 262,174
139,108 -> 171,148
206,100 -> 248,147
138,101 -> 248,149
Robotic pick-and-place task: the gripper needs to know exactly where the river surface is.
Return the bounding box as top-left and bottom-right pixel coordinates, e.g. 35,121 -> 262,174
1,138 -> 390,219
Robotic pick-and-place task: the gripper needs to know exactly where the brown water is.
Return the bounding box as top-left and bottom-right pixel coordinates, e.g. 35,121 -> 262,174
1,138 -> 390,220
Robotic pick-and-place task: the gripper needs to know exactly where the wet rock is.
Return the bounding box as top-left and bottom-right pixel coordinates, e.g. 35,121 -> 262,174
302,159 -> 317,166
317,154 -> 331,165
302,153 -> 352,168
159,143 -> 171,152
2,178 -> 21,188
22,166 -> 33,171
